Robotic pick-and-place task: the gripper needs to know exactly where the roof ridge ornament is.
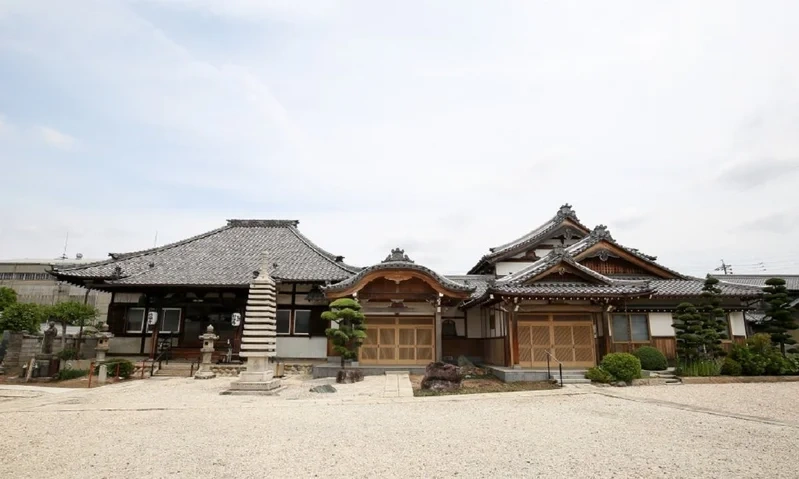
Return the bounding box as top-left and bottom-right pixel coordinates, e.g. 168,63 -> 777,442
590,224 -> 613,240
556,203 -> 575,219
382,248 -> 413,263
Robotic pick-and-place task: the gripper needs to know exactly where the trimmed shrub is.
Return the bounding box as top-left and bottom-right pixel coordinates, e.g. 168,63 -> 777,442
55,368 -> 88,381
585,366 -> 614,383
720,357 -> 742,376
600,353 -> 642,382
100,359 -> 135,379
632,346 -> 668,371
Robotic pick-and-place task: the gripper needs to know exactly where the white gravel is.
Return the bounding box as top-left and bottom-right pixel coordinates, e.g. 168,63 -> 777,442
1,379 -> 798,478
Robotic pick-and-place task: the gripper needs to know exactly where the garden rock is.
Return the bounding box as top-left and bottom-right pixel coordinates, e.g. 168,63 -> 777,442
421,361 -> 462,391
310,384 -> 337,393
336,369 -> 364,384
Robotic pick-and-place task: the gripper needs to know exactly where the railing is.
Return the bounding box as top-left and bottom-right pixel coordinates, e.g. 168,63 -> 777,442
545,350 -> 564,387
150,334 -> 173,377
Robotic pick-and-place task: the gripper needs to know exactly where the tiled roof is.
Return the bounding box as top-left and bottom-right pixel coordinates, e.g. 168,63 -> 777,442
51,220 -> 359,287
648,279 -> 762,298
467,204 -> 590,274
710,274 -> 799,292
492,282 -> 653,297
446,275 -> 495,300
565,225 -> 685,279
324,248 -> 474,294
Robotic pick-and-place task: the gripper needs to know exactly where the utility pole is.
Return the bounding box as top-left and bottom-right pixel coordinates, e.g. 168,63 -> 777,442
714,260 -> 732,275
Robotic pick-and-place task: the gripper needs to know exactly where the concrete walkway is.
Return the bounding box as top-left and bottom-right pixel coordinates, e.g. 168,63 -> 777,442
383,371 -> 413,398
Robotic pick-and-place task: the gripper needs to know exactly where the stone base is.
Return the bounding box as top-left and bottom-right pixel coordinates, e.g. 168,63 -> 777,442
194,371 -> 217,380
222,379 -> 283,396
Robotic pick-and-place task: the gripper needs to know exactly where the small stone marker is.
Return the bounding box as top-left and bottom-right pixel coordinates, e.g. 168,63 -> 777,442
310,384 -> 337,393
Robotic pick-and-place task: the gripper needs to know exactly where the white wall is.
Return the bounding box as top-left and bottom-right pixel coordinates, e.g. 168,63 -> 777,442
730,312 -> 746,336
649,313 -> 675,337
110,337 -> 143,354
276,337 -> 327,359
496,262 -> 535,276
466,308 -> 482,338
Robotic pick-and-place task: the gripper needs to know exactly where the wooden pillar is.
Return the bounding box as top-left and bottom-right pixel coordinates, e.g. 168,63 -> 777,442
435,308 -> 443,361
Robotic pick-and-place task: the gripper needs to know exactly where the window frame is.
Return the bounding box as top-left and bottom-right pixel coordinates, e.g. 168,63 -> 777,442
292,309 -> 312,336
126,307 -> 146,334
159,308 -> 182,334
611,313 -> 650,343
276,309 -> 291,336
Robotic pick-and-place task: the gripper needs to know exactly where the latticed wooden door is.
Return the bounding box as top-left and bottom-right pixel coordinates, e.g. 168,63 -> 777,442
359,317 -> 434,365
518,321 -> 551,367
518,314 -> 596,368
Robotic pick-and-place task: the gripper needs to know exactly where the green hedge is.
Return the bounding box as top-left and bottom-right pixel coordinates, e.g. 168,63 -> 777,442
600,353 -> 642,382
632,346 -> 668,371
585,366 -> 614,383
96,359 -> 135,379
55,368 -> 88,381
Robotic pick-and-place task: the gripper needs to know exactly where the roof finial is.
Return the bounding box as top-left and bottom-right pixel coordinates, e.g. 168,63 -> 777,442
383,248 -> 413,263
557,204 -> 574,218
591,224 -> 613,240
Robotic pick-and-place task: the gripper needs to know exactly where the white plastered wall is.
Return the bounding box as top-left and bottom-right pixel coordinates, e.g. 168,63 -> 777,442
649,313 -> 675,336
729,312 -> 746,336
276,337 -> 328,359
495,262 -> 535,277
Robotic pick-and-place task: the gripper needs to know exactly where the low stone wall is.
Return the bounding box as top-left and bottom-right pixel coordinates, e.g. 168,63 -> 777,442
680,376 -> 799,384
631,378 -> 671,386
1,332 -> 99,376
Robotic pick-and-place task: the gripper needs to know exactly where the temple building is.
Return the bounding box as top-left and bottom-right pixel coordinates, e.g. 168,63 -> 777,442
51,205 -> 762,370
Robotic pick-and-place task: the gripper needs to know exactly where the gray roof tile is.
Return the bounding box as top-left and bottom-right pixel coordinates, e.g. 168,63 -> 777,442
324,249 -> 474,294
710,274 -> 799,291
51,220 -> 359,286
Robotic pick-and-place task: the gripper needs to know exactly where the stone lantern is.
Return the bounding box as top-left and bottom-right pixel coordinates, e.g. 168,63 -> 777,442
95,323 -> 114,384
194,325 -> 219,380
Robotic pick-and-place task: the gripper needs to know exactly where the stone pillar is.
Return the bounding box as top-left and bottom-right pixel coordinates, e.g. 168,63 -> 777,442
94,323 -> 113,384
195,325 -> 219,379
224,252 -> 281,395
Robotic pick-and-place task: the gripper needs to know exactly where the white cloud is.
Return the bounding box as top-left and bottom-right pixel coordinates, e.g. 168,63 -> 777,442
1,1 -> 798,276
36,126 -> 77,150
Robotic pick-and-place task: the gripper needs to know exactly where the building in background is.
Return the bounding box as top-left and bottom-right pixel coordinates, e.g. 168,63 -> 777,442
0,256 -> 112,325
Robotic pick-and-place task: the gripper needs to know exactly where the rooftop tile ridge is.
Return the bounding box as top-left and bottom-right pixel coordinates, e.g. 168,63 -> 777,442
226,219 -> 299,227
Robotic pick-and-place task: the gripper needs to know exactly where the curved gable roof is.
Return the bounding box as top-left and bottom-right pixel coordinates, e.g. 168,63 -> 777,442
324,248 -> 474,299
51,220 -> 359,287
468,204 -> 590,274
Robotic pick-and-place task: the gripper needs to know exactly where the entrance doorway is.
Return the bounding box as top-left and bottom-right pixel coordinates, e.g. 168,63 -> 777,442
360,316 -> 434,365
517,314 -> 595,368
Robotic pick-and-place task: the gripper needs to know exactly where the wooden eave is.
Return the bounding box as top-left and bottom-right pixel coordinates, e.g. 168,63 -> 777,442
325,269 -> 473,300
574,242 -> 681,279
520,262 -> 611,286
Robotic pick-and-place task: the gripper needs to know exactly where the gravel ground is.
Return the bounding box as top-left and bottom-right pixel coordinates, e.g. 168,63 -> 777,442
1,378 -> 798,478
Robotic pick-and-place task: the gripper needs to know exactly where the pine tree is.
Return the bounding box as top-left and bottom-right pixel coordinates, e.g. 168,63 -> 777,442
321,298 -> 367,368
697,276 -> 727,359
759,278 -> 798,356
673,302 -> 704,363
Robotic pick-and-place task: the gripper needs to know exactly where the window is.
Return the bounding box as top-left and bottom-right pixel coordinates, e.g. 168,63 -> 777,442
160,308 -> 181,334
612,313 -> 649,342
126,308 -> 146,333
276,310 -> 291,335
293,310 -> 311,335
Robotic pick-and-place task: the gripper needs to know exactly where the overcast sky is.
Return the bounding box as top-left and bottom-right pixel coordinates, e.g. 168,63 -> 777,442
1,1 -> 798,276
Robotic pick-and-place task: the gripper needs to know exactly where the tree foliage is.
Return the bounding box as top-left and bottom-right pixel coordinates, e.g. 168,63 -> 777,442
757,278 -> 798,356
672,302 -> 705,363
0,287 -> 18,312
320,298 -> 367,368
696,276 -> 727,359
46,301 -> 100,347
0,303 -> 45,334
